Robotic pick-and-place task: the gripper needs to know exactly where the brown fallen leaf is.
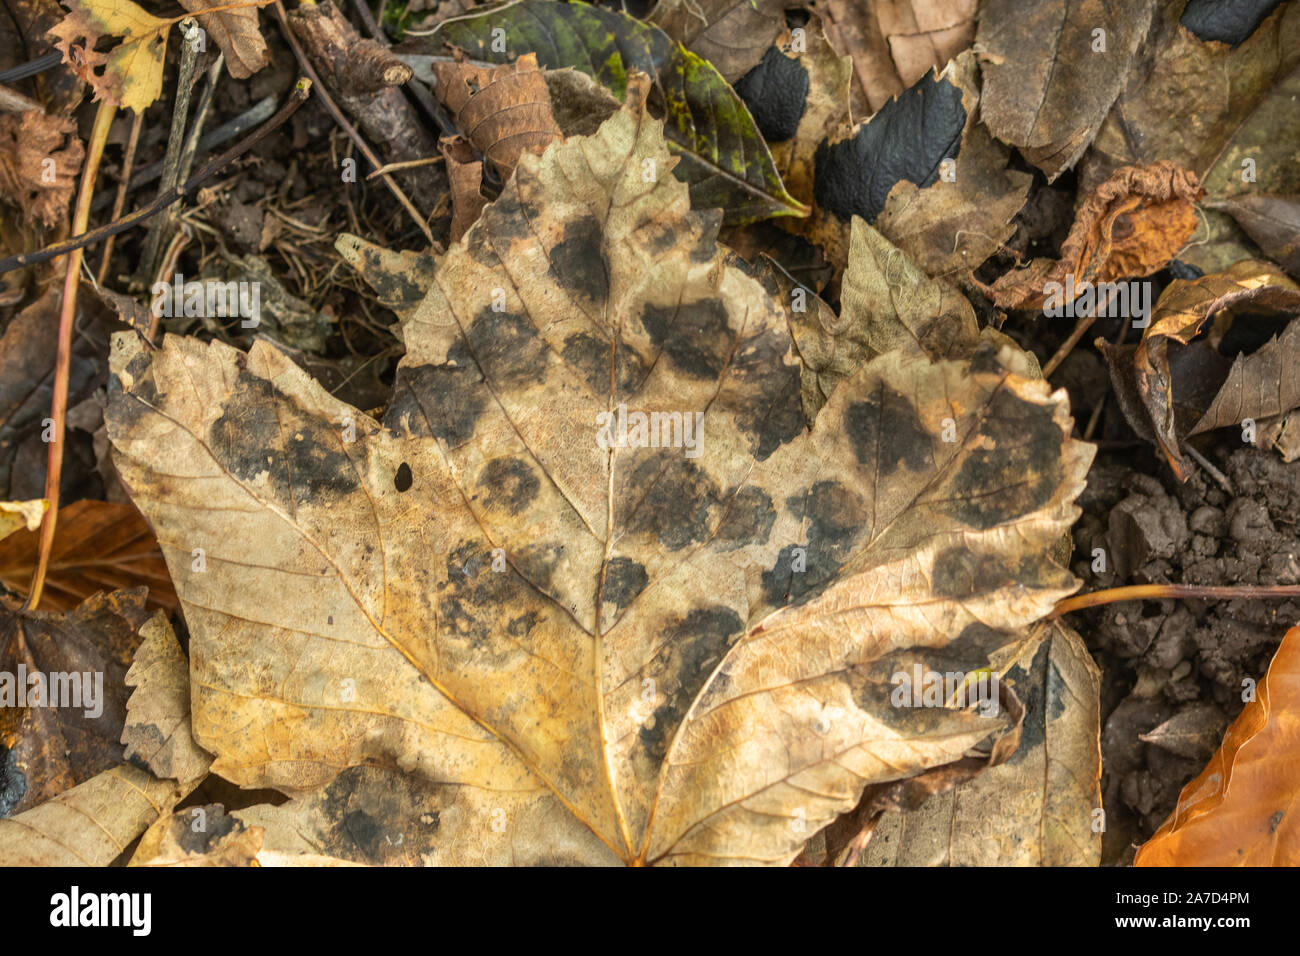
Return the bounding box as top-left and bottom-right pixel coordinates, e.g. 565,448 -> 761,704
1137,625 -> 1300,866
179,0 -> 270,79
0,588 -> 150,815
432,52 -> 562,182
0,763 -> 182,865
1211,195 -> 1300,279
121,613 -> 212,789
1131,261 -> 1300,479
1087,1 -> 1300,200
107,79 -> 1092,865
1190,318 -> 1300,443
0,499 -> 176,613
860,620 -> 1102,866
977,0 -> 1156,180
438,135 -> 488,245
0,107 -> 85,228
650,0 -> 787,83
991,161 -> 1204,311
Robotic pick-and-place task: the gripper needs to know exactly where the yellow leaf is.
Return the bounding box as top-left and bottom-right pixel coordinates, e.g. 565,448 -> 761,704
48,0 -> 171,112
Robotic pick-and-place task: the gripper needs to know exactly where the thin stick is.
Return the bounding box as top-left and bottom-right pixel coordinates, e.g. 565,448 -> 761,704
366,155 -> 444,178
272,0 -> 434,243
1051,583 -> 1300,618
96,110 -> 143,283
26,99 -> 116,610
1184,444 -> 1234,495
0,82 -> 312,275
137,18 -> 203,285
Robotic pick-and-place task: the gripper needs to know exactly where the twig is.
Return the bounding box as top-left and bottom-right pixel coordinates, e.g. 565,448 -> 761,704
272,0 -> 434,244
0,82 -> 313,275
137,18 -> 204,285
1051,584 -> 1300,618
26,99 -> 116,610
351,0 -> 457,137
366,155 -> 444,178
1184,444 -> 1234,495
96,110 -> 144,283
177,53 -> 226,187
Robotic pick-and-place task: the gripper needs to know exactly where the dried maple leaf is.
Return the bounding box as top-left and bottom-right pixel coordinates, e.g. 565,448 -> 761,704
0,763 -> 181,865
977,0 -> 1156,180
179,0 -> 270,80
991,161 -> 1205,312
106,79 -> 1092,866
47,0 -> 172,112
432,52 -> 562,181
0,108 -> 85,228
1137,625 -> 1300,866
0,588 -> 150,815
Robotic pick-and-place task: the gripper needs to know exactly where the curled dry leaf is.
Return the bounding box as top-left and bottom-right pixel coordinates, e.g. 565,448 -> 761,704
431,52 -> 562,181
991,161 -> 1204,311
813,0 -> 976,114
0,108 -> 85,228
121,613 -> 213,790
439,135 -> 487,245
106,82 -> 1092,865
47,0 -> 172,112
1137,625 -> 1300,866
178,0 -> 270,80
977,0 -> 1156,180
1132,261 -> 1300,479
0,589 -> 150,816
0,763 -> 182,865
861,620 -> 1102,866
0,499 -> 176,613
649,0 -> 787,83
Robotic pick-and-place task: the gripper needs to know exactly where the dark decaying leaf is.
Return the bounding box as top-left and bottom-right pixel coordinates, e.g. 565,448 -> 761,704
1086,0 -> 1300,198
1211,195 -> 1300,279
1189,318 -> 1300,439
178,0 -> 269,79
860,621 -> 1102,866
398,0 -> 805,224
977,0 -> 1156,180
106,82 -> 1091,865
0,589 -> 150,816
649,0 -> 787,83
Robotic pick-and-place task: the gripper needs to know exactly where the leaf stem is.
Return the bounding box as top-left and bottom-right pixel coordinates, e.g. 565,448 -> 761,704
26,98 -> 116,610
1050,583 -> 1300,618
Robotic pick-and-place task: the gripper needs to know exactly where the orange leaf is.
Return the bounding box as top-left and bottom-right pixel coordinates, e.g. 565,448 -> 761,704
1136,625 -> 1300,866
